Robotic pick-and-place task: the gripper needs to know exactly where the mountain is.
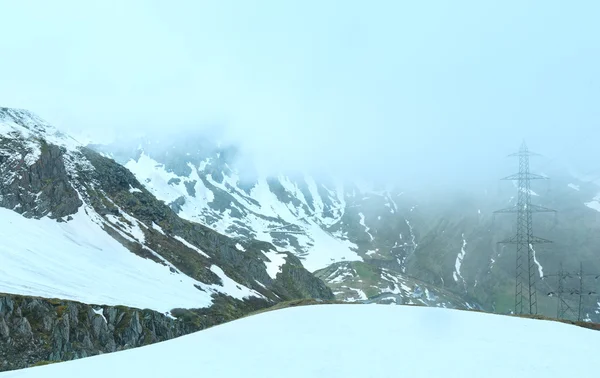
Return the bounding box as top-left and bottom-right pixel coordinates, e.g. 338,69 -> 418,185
0,108 -> 332,370
92,131 -> 600,320
91,133 -> 482,309
4,304 -> 599,378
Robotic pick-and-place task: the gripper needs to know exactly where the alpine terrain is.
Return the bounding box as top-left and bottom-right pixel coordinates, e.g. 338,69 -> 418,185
93,131 -> 600,320
2,305 -> 599,378
0,108 -> 332,371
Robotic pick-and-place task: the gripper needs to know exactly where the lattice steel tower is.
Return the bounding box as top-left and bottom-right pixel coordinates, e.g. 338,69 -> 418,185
494,142 -> 555,315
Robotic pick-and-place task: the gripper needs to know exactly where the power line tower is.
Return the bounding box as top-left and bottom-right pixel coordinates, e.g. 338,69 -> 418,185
494,142 -> 556,315
543,262 -> 599,321
543,263 -> 576,319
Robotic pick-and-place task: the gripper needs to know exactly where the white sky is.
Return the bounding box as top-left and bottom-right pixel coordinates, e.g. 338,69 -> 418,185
1,0 -> 599,185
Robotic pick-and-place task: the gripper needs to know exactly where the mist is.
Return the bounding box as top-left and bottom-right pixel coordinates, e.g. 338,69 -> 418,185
1,0 -> 599,190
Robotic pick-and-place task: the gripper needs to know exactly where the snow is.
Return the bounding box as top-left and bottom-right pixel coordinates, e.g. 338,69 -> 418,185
128,185 -> 142,194
294,223 -> 363,272
151,222 -> 165,235
209,266 -> 265,300
124,153 -> 215,217
262,249 -> 287,279
358,212 -> 374,241
453,234 -> 467,283
529,244 -> 544,278
254,280 -> 268,290
346,288 -> 368,301
385,192 -> 398,214
584,193 -> 600,212
6,305 -> 599,378
126,154 -> 362,272
568,183 -> 580,191
105,214 -> 146,244
0,207 -> 215,313
397,219 -> 418,273
328,267 -> 355,284
92,308 -> 107,323
235,243 -> 246,252
305,175 -> 325,217
173,235 -> 210,258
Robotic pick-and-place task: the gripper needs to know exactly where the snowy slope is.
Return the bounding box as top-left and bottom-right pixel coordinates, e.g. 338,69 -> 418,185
0,108 -> 330,317
117,150 -> 365,272
0,206 -> 256,314
96,138 -> 422,274
3,305 -> 598,378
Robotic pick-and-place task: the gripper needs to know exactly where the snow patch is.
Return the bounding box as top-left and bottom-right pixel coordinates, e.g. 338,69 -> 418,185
152,222 -> 165,235
529,244 -> 544,278
584,193 -> 600,212
453,235 -> 467,284
358,212 -> 374,241
93,308 -> 107,323
0,206 -> 214,313
174,236 -> 210,258
209,265 -> 265,300
262,250 -> 287,279
105,214 -> 146,244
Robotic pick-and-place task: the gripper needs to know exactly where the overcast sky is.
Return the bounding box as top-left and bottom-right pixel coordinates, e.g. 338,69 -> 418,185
1,0 -> 599,186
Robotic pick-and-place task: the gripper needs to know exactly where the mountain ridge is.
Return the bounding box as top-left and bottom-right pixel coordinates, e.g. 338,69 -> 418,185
0,107 -> 333,370
92,129 -> 600,319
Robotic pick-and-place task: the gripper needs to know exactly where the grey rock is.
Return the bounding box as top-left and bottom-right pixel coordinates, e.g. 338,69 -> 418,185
0,318 -> 10,339
0,294 -> 202,373
16,318 -> 32,338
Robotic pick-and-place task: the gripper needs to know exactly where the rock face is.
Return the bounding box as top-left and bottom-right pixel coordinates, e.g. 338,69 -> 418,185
0,294 -> 203,372
0,120 -> 81,219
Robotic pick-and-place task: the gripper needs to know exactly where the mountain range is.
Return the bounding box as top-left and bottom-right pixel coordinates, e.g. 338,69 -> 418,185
92,128 -> 600,319
0,108 -> 331,370
1,107 -> 599,371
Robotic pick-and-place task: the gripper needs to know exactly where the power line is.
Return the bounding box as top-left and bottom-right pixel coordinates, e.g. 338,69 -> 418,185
543,262 -> 600,321
494,141 -> 556,315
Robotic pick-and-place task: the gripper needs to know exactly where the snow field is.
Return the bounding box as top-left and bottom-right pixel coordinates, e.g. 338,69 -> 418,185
3,304 -> 599,378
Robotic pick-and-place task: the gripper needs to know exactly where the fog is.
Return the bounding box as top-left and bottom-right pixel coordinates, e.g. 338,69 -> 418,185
1,1 -> 599,189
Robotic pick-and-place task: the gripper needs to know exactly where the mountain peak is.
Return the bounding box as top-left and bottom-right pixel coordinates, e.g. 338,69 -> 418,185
0,107 -> 80,150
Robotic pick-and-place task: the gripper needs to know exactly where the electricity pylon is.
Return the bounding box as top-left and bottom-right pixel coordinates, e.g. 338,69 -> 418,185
544,262 -> 599,321
494,142 -> 555,315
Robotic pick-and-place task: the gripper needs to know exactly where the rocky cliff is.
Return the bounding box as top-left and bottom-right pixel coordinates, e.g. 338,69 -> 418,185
0,294 -> 205,372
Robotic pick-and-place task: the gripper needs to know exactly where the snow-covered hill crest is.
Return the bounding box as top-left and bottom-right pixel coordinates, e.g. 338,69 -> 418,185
4,305 -> 599,378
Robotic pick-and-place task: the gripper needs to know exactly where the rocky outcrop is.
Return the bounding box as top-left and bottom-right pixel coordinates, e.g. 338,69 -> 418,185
0,294 -> 203,372
0,138 -> 81,219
